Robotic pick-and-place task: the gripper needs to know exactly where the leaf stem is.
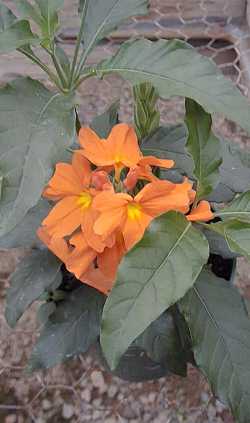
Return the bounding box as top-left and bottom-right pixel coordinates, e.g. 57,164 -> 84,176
18,47 -> 64,92
69,0 -> 89,88
50,50 -> 68,88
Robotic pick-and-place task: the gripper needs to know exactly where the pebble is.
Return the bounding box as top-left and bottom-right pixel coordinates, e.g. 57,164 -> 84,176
90,370 -> 107,394
207,404 -> 217,420
92,410 -> 102,420
121,405 -> 138,419
62,403 -> 75,420
5,416 -> 16,423
201,392 -> 210,403
215,399 -> 226,413
81,388 -> 91,402
152,414 -> 164,423
148,392 -> 156,403
92,398 -> 102,407
108,385 -> 118,398
105,418 -> 117,423
42,399 -> 51,410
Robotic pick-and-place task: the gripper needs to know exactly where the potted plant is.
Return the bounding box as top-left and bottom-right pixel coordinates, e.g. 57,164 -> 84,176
1,1 -> 250,421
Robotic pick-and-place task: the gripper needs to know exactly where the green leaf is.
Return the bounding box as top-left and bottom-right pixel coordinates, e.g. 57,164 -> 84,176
135,310 -> 187,376
133,82 -> 160,141
37,301 -> 56,325
180,269 -> 250,423
98,39 -> 250,135
0,169 -> 3,200
28,285 -> 105,370
206,220 -> 250,261
216,191 -> 250,221
210,140 -> 250,203
16,0 -> 43,26
55,45 -> 71,76
16,0 -> 64,45
0,77 -> 75,237
0,3 -> 16,30
234,144 -> 250,168
142,124 -> 250,202
100,212 -> 209,370
0,19 -> 38,54
90,100 -> 119,138
185,99 -> 222,201
78,0 -> 85,13
141,124 -> 194,178
5,249 -> 62,328
80,0 -> 149,59
0,199 -> 50,249
34,0 -> 64,43
203,229 -> 239,259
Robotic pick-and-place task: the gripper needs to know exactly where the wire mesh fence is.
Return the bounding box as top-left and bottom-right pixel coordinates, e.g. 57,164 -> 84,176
1,1 -> 250,422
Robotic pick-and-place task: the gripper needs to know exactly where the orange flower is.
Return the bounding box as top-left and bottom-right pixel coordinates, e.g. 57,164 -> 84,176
79,123 -> 174,182
38,119 -> 214,296
37,227 -> 71,263
67,231 -> 126,294
41,152 -> 110,253
187,200 -> 214,222
93,179 -> 193,250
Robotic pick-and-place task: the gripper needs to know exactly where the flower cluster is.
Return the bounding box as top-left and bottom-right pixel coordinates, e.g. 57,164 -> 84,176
38,123 -> 213,294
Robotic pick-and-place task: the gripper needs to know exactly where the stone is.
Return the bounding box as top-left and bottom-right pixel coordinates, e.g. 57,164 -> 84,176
5,415 -> 16,423
207,404 -> 217,420
148,392 -> 156,403
92,398 -> 102,407
62,403 -> 75,420
42,399 -> 51,411
81,388 -> 91,402
104,418 -> 117,423
92,410 -> 102,420
107,385 -> 118,398
90,370 -> 107,394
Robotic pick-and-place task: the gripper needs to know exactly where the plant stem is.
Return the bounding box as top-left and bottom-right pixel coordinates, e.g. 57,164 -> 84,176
18,47 -> 64,92
69,0 -> 89,88
50,50 -> 68,88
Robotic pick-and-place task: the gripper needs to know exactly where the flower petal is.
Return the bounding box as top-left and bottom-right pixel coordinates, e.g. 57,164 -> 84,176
135,180 -> 191,217
107,123 -> 141,167
139,156 -> 174,169
42,196 -> 81,237
78,127 -> 112,166
122,212 -> 152,250
37,227 -> 70,262
93,191 -> 131,212
187,201 -> 214,222
66,236 -> 97,279
44,163 -> 84,199
72,152 -> 92,187
81,208 -> 110,253
98,232 -> 126,280
82,265 -> 114,295
94,209 -> 126,239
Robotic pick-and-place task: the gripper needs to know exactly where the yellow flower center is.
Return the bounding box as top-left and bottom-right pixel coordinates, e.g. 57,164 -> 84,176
127,203 -> 142,220
114,154 -> 124,165
77,192 -> 92,209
